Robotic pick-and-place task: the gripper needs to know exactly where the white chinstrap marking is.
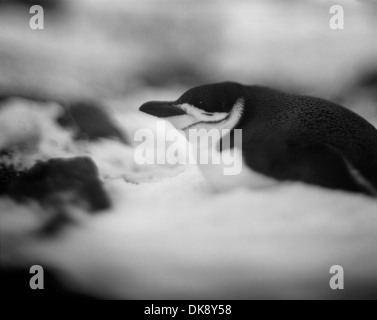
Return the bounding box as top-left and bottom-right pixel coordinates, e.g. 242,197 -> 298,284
179,103 -> 229,122
182,98 -> 244,133
134,99 -> 246,176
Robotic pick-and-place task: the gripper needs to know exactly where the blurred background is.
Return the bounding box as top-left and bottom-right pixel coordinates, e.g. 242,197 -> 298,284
0,0 -> 376,122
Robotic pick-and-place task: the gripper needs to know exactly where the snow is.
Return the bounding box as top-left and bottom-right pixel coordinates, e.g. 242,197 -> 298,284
1,98 -> 377,299
18,179 -> 377,299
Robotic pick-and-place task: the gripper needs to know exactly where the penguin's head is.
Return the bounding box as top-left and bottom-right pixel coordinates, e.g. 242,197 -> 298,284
139,82 -> 245,133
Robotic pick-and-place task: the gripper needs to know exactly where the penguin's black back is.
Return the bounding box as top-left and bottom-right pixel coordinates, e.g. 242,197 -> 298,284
238,86 -> 377,193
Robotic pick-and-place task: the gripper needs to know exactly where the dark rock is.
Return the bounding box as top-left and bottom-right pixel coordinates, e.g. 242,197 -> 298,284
0,94 -> 128,143
58,101 -> 128,144
9,157 -> 111,213
0,165 -> 23,196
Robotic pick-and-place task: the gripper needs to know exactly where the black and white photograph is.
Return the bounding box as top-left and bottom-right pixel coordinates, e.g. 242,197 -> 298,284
0,0 -> 377,304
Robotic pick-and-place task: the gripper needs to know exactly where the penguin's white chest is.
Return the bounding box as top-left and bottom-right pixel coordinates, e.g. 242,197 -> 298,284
196,147 -> 278,192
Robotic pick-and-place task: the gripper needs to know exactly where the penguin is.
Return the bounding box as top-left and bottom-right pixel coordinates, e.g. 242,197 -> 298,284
139,82 -> 377,196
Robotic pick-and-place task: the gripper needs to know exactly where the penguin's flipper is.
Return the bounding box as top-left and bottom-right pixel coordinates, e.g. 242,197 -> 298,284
244,141 -> 377,196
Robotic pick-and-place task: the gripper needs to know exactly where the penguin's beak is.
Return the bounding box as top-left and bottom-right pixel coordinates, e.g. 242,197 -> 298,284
139,100 -> 230,132
139,101 -> 187,118
140,101 -> 199,131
